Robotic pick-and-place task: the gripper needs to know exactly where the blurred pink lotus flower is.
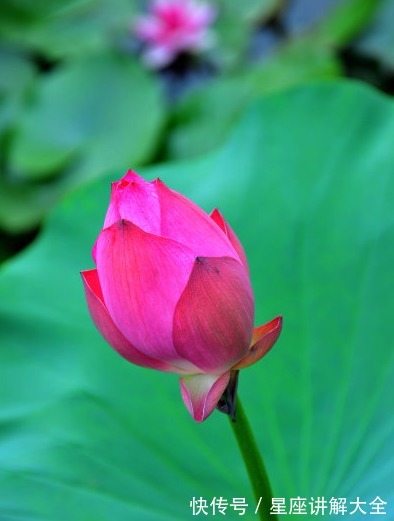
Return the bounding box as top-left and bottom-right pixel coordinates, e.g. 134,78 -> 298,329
81,171 -> 282,421
133,0 -> 216,68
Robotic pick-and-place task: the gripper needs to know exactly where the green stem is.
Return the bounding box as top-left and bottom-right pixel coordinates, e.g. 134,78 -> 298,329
229,397 -> 277,521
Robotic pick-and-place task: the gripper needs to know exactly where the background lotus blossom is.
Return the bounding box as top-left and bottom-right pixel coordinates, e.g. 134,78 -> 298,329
133,0 -> 216,68
81,170 -> 282,421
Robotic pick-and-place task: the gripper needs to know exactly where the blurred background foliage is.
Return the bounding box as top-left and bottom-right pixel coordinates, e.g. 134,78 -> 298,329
0,1 -> 394,519
0,0 -> 393,257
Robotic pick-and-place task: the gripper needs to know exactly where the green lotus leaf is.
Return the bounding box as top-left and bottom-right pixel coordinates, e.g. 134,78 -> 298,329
0,81 -> 393,520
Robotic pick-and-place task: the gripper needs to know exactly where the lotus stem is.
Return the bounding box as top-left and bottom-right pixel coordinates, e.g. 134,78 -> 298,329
229,397 -> 277,521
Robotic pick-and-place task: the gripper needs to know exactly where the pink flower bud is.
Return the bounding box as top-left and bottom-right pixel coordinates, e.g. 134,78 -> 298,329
81,171 -> 282,421
133,0 -> 216,68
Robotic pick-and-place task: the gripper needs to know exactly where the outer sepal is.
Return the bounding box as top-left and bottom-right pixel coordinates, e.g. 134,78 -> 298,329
179,372 -> 231,422
233,316 -> 283,370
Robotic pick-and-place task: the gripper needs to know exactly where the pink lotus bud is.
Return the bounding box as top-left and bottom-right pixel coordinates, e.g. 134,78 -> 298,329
81,171 -> 282,421
133,0 -> 216,68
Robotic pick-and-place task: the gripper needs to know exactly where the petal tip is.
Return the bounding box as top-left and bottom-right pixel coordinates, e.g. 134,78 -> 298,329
123,169 -> 140,182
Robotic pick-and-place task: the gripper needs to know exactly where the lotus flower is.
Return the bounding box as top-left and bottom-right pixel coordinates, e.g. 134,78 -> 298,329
81,171 -> 282,421
133,0 -> 216,68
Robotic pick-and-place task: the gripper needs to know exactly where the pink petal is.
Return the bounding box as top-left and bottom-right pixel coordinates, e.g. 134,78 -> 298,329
103,170 -> 161,235
173,256 -> 254,373
233,316 -> 283,370
143,45 -> 176,68
81,269 -> 183,373
95,219 -> 198,368
180,372 -> 230,422
133,16 -> 162,41
210,208 -> 249,271
189,3 -> 216,28
152,0 -> 186,21
156,179 -> 237,259
152,0 -> 177,18
135,0 -> 216,63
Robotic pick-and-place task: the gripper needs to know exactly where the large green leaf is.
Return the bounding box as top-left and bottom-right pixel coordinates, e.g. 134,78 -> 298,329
0,81 -> 393,520
0,51 -> 165,233
0,47 -> 36,135
0,0 -> 138,59
9,51 -> 164,181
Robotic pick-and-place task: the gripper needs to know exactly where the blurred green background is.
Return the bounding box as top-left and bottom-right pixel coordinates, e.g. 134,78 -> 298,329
0,0 -> 393,519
